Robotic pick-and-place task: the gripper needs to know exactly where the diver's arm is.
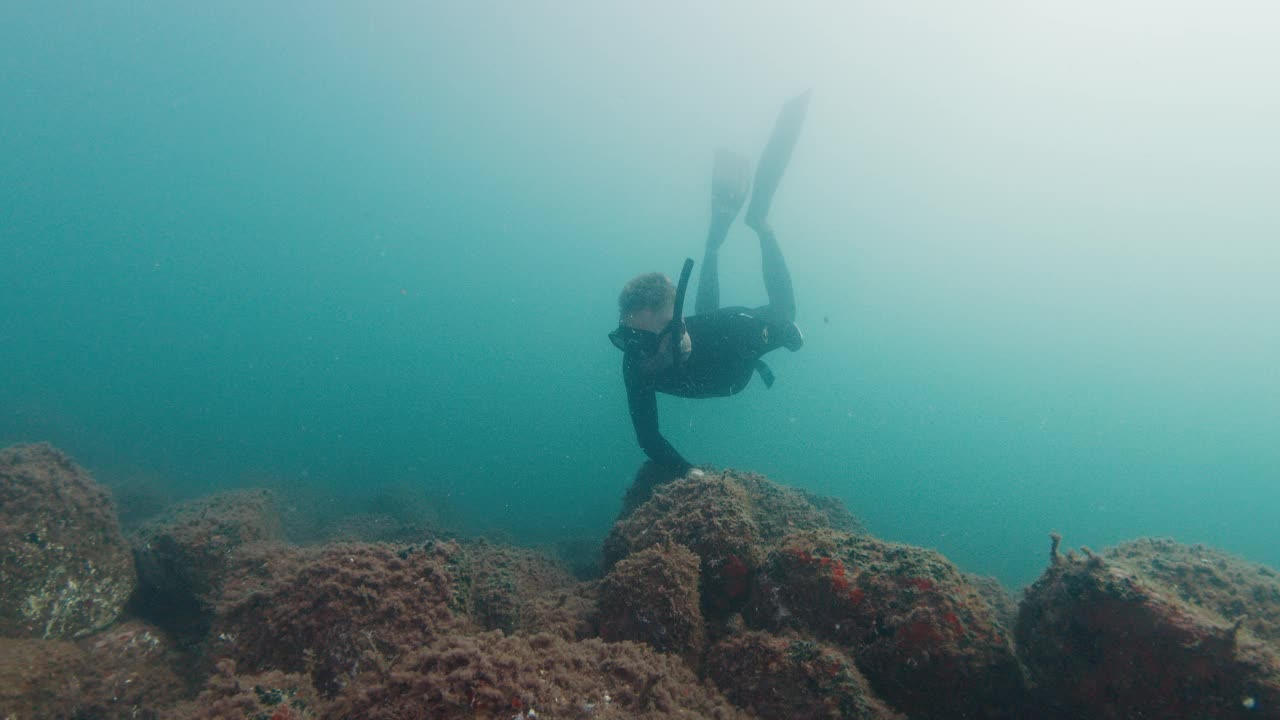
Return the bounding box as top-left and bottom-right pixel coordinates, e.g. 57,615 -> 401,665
625,375 -> 694,475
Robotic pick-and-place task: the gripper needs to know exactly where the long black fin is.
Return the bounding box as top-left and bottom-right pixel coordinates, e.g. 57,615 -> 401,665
745,91 -> 812,229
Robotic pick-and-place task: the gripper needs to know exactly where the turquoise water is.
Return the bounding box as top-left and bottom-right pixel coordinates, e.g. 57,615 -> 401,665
2,3 -> 1276,588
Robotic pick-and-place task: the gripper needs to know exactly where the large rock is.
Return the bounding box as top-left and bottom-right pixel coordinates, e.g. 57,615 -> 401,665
452,539 -> 577,636
605,468 -> 856,615
76,620 -> 188,719
616,464 -> 862,540
515,581 -> 598,643
0,443 -> 135,638
707,631 -> 902,720
730,470 -> 866,541
130,488 -> 282,636
748,530 -> 1026,719
607,467 -> 1029,718
0,621 -> 186,719
1016,536 -> 1280,719
328,631 -> 749,720
598,542 -> 704,663
162,659 -> 324,720
209,540 -> 472,696
1103,538 -> 1280,645
605,472 -> 764,614
0,637 -> 87,717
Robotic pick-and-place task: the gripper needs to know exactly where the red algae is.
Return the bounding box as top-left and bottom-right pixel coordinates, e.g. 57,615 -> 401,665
165,659 -> 324,719
328,631 -> 745,720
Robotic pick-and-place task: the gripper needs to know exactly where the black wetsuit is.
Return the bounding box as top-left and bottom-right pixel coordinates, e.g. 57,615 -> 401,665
623,304 -> 790,474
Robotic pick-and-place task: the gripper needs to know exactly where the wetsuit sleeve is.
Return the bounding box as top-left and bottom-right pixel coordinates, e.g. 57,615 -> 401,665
624,369 -> 694,475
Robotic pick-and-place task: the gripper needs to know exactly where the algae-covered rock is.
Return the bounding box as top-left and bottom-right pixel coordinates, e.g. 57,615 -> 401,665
328,631 -> 748,720
749,530 -> 1026,719
76,620 -> 188,719
729,470 -> 866,541
0,621 -> 186,719
604,472 -> 763,613
210,540 -> 471,696
607,467 -> 867,616
0,637 -> 88,717
1016,537 -> 1280,719
599,542 -> 704,662
0,443 -> 136,639
1104,538 -> 1280,645
131,488 -> 282,636
707,631 -> 903,720
516,582 -> 599,642
453,539 -> 577,636
965,573 -> 1018,638
163,658 -> 325,720
607,467 -> 1024,717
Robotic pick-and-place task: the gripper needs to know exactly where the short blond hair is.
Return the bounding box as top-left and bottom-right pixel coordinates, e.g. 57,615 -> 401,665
618,272 -> 675,320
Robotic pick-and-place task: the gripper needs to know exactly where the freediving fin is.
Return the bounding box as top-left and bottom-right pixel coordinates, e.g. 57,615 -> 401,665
711,148 -> 751,222
744,90 -> 811,230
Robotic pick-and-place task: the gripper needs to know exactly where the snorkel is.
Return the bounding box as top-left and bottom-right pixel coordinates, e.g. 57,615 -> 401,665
663,258 -> 695,366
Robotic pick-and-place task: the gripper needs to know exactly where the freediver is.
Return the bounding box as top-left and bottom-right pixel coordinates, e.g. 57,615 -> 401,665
609,92 -> 811,479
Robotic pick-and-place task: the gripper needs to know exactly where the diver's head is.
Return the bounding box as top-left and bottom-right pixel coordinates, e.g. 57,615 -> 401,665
617,272 -> 675,332
612,272 -> 690,365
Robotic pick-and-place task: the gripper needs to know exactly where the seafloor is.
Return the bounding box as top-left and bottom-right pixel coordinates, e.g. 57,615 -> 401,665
2,442 -> 1278,719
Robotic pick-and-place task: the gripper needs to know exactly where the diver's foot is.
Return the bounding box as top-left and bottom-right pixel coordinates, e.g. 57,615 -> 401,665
707,211 -> 736,249
781,321 -> 804,352
745,215 -> 772,234
743,194 -> 772,231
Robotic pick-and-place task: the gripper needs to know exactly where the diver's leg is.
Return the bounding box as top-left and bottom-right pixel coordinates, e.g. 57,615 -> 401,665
756,221 -> 803,352
744,93 -> 808,349
695,217 -> 728,314
755,221 -> 796,323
